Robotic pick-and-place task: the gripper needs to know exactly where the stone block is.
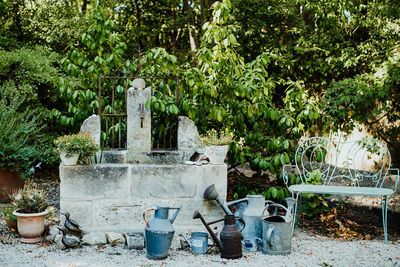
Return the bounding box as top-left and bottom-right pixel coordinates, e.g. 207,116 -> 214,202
80,114 -> 101,146
177,116 -> 202,151
60,200 -> 93,227
101,150 -> 127,163
82,232 -> 107,246
60,165 -> 130,200
197,164 -> 228,201
130,164 -> 198,198
124,233 -> 144,250
106,232 -> 126,246
93,198 -> 145,227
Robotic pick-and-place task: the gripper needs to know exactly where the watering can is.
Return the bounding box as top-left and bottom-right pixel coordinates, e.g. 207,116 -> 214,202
204,184 -> 296,241
261,202 -> 293,255
143,204 -> 182,260
242,236 -> 262,252
180,232 -> 209,254
193,210 -> 244,259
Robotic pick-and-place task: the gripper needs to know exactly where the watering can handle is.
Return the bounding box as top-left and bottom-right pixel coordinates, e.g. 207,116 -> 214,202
237,217 -> 246,232
169,205 -> 182,224
262,203 -> 290,218
266,227 -> 274,246
143,207 -> 156,227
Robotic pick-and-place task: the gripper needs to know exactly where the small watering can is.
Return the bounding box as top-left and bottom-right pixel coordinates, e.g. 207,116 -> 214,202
242,236 -> 262,252
143,204 -> 182,260
261,202 -> 293,255
193,211 -> 244,259
180,232 -> 209,254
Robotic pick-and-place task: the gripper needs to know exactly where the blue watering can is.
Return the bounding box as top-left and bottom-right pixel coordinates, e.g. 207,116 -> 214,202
143,204 -> 182,260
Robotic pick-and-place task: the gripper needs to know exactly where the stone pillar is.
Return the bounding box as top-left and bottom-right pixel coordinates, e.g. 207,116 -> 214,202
127,84 -> 151,154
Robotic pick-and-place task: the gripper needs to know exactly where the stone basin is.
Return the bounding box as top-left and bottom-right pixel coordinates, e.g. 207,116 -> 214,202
60,161 -> 227,234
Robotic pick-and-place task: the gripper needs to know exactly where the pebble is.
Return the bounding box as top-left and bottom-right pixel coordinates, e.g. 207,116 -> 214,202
0,231 -> 399,266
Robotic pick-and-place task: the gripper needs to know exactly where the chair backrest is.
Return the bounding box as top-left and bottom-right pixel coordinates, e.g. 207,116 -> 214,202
295,137 -> 391,187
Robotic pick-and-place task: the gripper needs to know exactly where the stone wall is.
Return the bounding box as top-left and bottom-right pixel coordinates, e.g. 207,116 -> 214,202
60,163 -> 227,234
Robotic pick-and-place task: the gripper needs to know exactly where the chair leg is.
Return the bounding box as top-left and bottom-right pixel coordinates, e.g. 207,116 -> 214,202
291,192 -> 301,236
381,196 -> 388,244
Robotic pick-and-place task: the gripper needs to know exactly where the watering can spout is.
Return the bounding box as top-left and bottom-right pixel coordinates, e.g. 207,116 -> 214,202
179,233 -> 192,249
169,205 -> 182,224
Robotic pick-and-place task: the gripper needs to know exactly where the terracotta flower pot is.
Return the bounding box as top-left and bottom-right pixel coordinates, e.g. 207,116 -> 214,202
60,152 -> 80,166
13,209 -> 49,243
0,168 -> 25,203
205,145 -> 229,164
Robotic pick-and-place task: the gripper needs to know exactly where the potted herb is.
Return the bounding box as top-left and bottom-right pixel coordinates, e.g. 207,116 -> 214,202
54,133 -> 99,165
10,185 -> 53,243
200,129 -> 233,164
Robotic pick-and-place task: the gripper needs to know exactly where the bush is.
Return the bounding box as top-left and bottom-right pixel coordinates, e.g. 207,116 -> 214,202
0,46 -> 67,170
0,89 -> 48,176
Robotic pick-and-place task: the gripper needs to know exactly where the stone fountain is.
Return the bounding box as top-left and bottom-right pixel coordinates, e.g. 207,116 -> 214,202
59,80 -> 227,236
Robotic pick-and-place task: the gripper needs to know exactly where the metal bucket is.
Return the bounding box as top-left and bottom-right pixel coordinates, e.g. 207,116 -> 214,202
191,232 -> 208,254
261,203 -> 292,255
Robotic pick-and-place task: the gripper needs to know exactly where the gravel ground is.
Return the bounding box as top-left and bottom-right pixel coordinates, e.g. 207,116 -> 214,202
1,230 -> 399,267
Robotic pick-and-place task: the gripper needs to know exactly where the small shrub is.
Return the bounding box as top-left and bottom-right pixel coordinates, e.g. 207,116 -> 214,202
54,133 -> 99,163
200,128 -> 234,146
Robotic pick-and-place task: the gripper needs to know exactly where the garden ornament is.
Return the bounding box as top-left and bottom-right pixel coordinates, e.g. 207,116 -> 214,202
57,227 -> 81,249
62,212 -> 84,238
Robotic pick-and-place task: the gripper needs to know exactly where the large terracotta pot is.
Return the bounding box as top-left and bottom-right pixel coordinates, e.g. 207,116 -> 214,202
13,209 -> 49,243
0,168 -> 25,203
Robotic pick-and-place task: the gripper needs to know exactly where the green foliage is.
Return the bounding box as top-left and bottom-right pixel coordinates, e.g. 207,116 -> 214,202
9,185 -> 48,214
301,170 -> 331,217
0,204 -> 17,222
323,51 -> 400,164
0,87 -> 47,176
179,0 -> 320,175
54,133 -> 99,163
0,46 -> 62,168
52,3 -> 128,131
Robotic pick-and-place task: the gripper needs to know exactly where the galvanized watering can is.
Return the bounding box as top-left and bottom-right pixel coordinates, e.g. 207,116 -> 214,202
143,204 -> 182,260
193,211 -> 244,259
180,232 -> 209,254
203,184 -> 296,243
242,236 -> 262,252
261,202 -> 293,255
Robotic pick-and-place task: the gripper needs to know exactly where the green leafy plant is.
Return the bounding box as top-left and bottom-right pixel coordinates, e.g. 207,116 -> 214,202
0,204 -> 17,222
301,170 -> 331,217
200,128 -> 234,146
0,88 -> 47,176
9,185 -> 48,214
54,133 -> 99,163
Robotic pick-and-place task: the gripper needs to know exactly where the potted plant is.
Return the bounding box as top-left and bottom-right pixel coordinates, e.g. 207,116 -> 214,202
10,185 -> 52,243
0,204 -> 18,230
54,133 -> 99,165
200,128 -> 233,164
